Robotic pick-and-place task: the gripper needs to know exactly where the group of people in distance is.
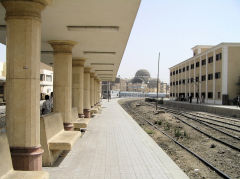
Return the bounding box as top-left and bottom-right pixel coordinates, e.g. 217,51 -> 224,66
41,92 -> 53,115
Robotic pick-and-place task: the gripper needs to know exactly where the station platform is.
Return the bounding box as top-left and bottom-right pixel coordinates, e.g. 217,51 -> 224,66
44,99 -> 188,179
164,100 -> 240,118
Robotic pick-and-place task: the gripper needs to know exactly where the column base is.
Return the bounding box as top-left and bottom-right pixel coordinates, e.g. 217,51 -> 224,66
63,123 -> 74,131
84,109 -> 90,118
10,146 -> 43,171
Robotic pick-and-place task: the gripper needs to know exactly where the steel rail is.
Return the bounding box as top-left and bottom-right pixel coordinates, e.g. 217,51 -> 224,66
122,101 -> 231,179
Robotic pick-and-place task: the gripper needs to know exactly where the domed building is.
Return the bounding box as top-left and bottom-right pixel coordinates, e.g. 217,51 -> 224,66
132,69 -> 151,83
109,69 -> 169,94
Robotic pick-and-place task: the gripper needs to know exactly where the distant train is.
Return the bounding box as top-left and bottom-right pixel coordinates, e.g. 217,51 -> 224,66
119,91 -> 167,98
102,90 -> 120,99
102,90 -> 168,99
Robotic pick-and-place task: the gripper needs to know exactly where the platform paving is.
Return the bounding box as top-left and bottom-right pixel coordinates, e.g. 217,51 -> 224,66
44,99 -> 189,179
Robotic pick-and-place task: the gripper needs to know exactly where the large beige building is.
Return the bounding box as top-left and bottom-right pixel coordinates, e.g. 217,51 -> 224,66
170,43 -> 240,105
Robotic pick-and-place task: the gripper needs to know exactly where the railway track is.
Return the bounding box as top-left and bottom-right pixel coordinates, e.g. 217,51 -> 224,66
158,106 -> 240,133
196,112 -> 240,123
122,100 -> 231,179
157,105 -> 240,129
143,103 -> 240,152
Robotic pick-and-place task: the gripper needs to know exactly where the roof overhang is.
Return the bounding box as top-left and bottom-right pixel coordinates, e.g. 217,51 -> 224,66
0,0 -> 141,81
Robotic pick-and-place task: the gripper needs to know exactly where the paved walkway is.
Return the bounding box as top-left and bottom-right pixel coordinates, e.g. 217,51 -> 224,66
44,99 -> 188,179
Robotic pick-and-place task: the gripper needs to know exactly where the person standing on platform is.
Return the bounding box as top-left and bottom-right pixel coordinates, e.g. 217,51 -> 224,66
237,96 -> 240,108
42,95 -> 52,115
50,92 -> 53,111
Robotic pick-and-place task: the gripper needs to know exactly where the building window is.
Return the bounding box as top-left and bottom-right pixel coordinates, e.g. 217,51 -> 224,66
215,72 -> 221,79
187,66 -> 189,71
170,72 -> 172,76
187,79 -> 190,83
208,92 -> 213,99
173,82 -> 175,86
173,71 -> 175,75
170,93 -> 172,97
217,92 -> 221,99
201,92 -> 205,98
0,86 -> 4,94
170,82 -> 172,86
191,64 -> 194,69
208,56 -> 213,63
191,78 -> 194,83
202,75 -> 206,81
208,74 -> 213,80
202,59 -> 206,66
216,53 -> 222,61
196,62 -> 199,68
46,75 -> 52,82
182,79 -> 185,84
40,74 -> 45,81
196,76 -> 199,82
183,67 -> 185,72
176,81 -> 178,85
173,93 -> 175,97
176,70 -> 178,74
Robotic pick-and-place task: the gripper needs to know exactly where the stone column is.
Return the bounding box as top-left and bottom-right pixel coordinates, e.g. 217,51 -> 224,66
90,73 -> 95,108
49,40 -> 77,131
72,58 -> 85,117
84,68 -> 91,118
96,79 -> 99,104
94,78 -> 97,105
98,80 -> 101,103
2,0 -> 48,171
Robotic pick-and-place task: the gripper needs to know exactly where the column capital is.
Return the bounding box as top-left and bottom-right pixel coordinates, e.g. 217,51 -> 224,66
49,40 -> 77,54
90,72 -> 95,78
1,0 -> 50,21
72,58 -> 85,66
84,67 -> 91,73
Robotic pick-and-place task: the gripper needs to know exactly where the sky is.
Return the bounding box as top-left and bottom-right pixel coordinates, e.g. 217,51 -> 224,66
1,0 -> 240,83
118,0 -> 240,82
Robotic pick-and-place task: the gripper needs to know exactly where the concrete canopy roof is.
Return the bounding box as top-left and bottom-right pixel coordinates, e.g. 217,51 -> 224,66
0,0 -> 141,81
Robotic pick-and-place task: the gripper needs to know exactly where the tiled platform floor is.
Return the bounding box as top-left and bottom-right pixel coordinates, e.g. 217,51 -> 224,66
44,99 -> 189,179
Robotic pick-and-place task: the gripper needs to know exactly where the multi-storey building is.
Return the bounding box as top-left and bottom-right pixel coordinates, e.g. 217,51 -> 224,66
40,62 -> 53,99
169,43 -> 240,105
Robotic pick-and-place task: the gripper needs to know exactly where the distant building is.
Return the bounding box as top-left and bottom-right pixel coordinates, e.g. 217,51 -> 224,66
40,62 -> 53,100
169,42 -> 240,104
108,69 -> 169,94
0,62 -> 6,102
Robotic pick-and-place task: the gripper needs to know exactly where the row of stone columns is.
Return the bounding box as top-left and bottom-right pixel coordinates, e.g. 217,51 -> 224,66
50,41 -> 101,128
1,0 -> 101,172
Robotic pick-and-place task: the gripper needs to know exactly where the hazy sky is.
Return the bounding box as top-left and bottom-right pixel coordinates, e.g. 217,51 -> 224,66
1,0 -> 240,83
118,0 -> 240,82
